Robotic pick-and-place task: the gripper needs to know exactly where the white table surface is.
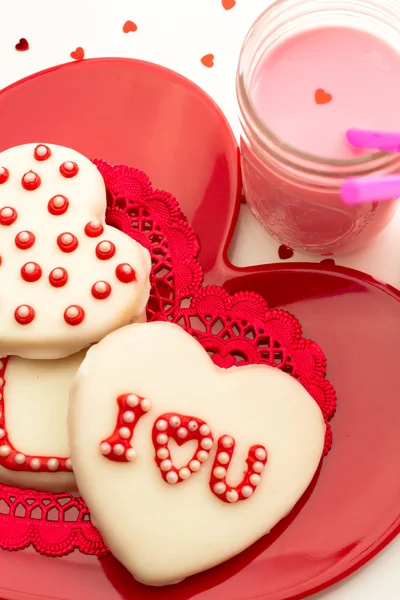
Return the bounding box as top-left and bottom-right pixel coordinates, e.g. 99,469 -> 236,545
1,1 -> 399,598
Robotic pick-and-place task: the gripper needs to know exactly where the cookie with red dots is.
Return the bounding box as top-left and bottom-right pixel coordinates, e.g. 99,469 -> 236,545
69,322 -> 326,586
0,351 -> 86,491
0,143 -> 151,359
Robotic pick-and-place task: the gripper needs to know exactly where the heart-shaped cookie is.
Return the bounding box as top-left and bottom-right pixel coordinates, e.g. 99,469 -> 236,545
69,322 -> 325,586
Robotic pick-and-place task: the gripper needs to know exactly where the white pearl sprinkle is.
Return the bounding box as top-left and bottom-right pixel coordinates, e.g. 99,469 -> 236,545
166,471 -> 179,484
217,452 -> 230,464
36,145 -> 47,156
94,281 -> 107,293
66,306 -> 79,319
25,262 -> 36,273
201,437 -> 213,450
53,195 -> 65,207
177,427 -> 188,439
250,473 -> 261,486
140,399 -> 151,412
188,420 -> 198,432
1,208 -> 13,218
226,490 -> 239,503
47,458 -> 59,471
14,453 -> 26,465
90,219 -> 101,228
255,447 -> 267,461
66,458 -> 73,470
0,429 -> 5,439
0,445 -> 10,457
52,268 -> 64,280
169,416 -> 181,428
24,172 -> 37,183
126,394 -> 139,408
199,424 -> 210,436
119,427 -> 131,439
18,232 -> 30,243
156,433 -> 168,445
157,448 -> 169,460
122,264 -> 132,274
113,444 -> 125,456
61,233 -> 73,245
221,436 -> 234,449
64,161 -> 74,171
179,467 -> 191,480
197,450 -> 209,463
160,459 -> 172,472
0,167 -> 4,175
99,241 -> 111,253
125,448 -> 137,461
17,306 -> 30,318
30,458 -> 41,470
213,466 -> 226,479
122,411 -> 135,423
100,442 -> 111,455
213,482 -> 226,495
189,460 -> 201,472
242,485 -> 253,498
253,461 -> 264,474
156,419 -> 168,431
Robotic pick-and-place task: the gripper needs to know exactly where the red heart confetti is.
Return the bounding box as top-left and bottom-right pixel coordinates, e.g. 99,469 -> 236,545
123,20 -> 138,33
201,54 -> 215,68
278,245 -> 294,260
320,258 -> 336,266
70,47 -> 85,61
222,0 -> 236,9
15,38 -> 29,52
315,88 -> 332,105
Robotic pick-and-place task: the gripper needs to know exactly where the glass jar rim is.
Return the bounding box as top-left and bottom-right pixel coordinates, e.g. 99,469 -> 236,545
237,0 -> 400,170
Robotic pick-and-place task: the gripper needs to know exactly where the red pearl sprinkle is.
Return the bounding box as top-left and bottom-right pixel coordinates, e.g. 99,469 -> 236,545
0,207 -> 17,226
22,171 -> 41,191
48,195 -> 69,216
96,240 -> 116,260
34,144 -> 51,161
57,232 -> 79,253
49,267 -> 68,288
92,281 -> 112,300
15,231 -> 35,250
14,305 -> 35,325
116,263 -> 136,283
0,167 -> 9,184
21,262 -> 42,283
60,161 -> 79,178
84,220 -> 104,237
64,305 -> 85,326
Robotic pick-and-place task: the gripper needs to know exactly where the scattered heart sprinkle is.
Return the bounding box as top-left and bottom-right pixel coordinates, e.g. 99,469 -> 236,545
123,20 -> 138,33
315,88 -> 332,105
222,0 -> 236,9
70,47 -> 85,61
320,258 -> 336,266
201,54 -> 215,68
278,245 -> 294,260
15,38 -> 29,52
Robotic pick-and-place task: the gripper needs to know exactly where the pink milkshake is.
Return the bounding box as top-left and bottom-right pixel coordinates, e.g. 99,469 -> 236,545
237,0 -> 400,253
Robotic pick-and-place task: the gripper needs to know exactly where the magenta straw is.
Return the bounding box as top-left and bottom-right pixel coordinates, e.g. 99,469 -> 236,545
347,128 -> 400,152
341,175 -> 400,205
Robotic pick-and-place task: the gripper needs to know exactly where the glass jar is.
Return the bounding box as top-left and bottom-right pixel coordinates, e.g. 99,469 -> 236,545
237,0 -> 400,254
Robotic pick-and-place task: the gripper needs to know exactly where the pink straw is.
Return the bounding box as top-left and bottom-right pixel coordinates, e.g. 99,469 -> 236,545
341,175 -> 400,205
347,128 -> 400,152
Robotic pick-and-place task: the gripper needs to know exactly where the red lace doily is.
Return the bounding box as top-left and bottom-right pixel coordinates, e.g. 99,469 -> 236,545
0,162 -> 336,558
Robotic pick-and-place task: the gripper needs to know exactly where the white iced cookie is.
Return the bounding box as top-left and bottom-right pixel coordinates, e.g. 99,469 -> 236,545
0,143 -> 151,359
69,322 -> 326,586
0,352 -> 85,491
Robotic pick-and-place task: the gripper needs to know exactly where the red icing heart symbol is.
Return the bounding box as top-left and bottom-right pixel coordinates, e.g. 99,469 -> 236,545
15,38 -> 29,52
315,88 -> 332,105
222,0 -> 236,9
152,413 -> 214,484
201,54 -> 215,68
123,20 -> 138,33
71,47 -> 85,61
278,244 -> 294,260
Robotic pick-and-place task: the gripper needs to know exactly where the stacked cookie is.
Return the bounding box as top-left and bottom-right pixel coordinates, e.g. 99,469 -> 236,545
0,143 -> 327,586
0,142 -> 151,491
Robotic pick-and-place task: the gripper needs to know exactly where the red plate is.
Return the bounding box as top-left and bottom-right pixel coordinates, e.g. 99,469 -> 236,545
0,59 -> 398,600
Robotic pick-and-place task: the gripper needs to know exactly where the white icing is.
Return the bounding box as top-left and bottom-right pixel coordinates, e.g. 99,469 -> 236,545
0,143 -> 151,359
69,322 -> 326,586
0,351 -> 85,491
